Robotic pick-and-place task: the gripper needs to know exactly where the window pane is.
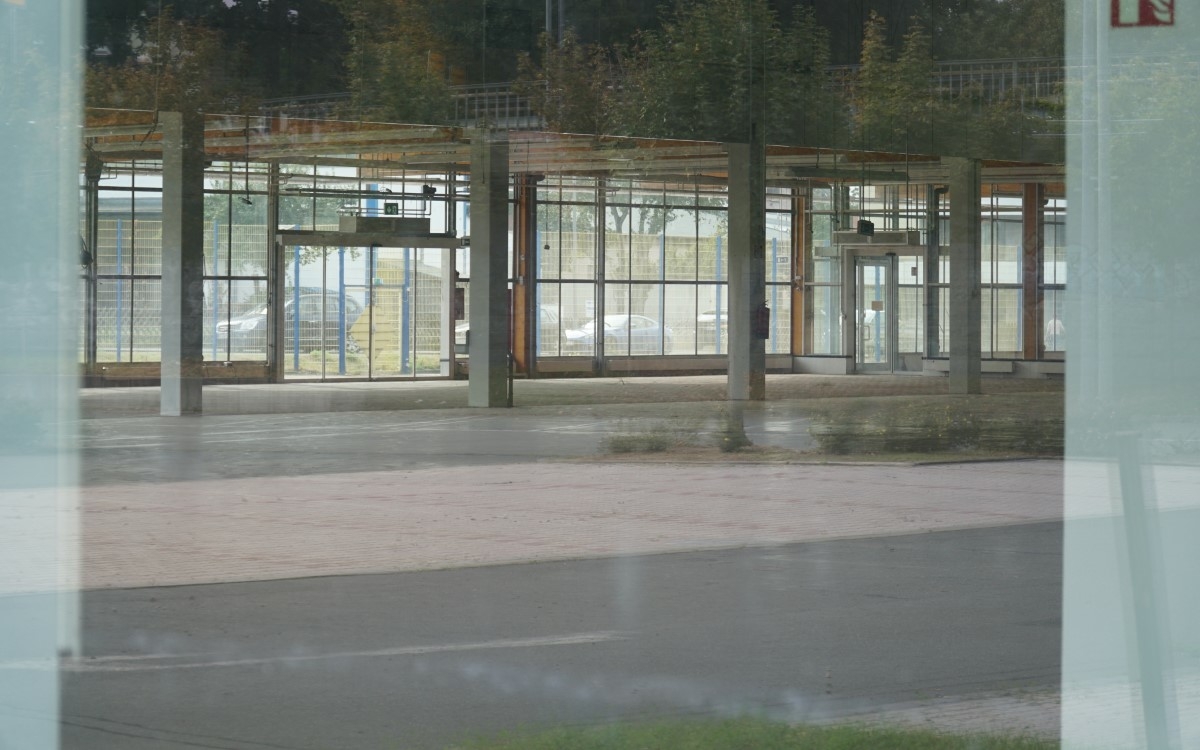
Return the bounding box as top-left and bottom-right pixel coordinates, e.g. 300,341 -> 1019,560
664,284 -> 698,355
766,283 -> 791,354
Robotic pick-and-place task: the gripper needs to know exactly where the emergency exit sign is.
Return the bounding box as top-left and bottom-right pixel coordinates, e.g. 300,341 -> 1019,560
1113,0 -> 1173,27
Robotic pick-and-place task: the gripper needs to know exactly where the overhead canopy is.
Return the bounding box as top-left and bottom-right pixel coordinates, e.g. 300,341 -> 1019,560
83,108 -> 1065,187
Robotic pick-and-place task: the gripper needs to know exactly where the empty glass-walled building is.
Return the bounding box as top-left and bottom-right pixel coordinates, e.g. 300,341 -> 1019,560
81,122 -> 1065,385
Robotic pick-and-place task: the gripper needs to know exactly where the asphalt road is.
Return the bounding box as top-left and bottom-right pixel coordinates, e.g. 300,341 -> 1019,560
59,521 -> 1062,750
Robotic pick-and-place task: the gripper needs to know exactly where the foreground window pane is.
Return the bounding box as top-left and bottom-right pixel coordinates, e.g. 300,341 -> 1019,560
53,2 -> 1134,749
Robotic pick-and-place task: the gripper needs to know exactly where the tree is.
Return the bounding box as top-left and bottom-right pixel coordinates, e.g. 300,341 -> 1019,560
332,0 -> 454,122
931,0 -> 1064,61
194,0 -> 353,98
85,5 -> 260,113
853,12 -> 939,153
86,0 -> 152,66
515,31 -> 622,134
852,11 -> 1063,161
619,0 -> 843,146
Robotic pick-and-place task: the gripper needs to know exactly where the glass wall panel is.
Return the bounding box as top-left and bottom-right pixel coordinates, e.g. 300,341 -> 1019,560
765,220 -> 792,285
898,255 -> 925,355
1044,288 -> 1066,356
663,284 -> 698,355
995,221 -> 1023,285
130,212 -> 162,276
806,284 -> 841,355
413,248 -> 448,376
696,283 -> 728,355
665,210 -> 698,281
983,287 -> 1021,357
558,282 -> 596,356
632,283 -> 666,355
95,278 -> 127,362
600,283 -> 668,356
357,247 -> 430,378
937,285 -> 952,355
129,279 -> 161,362
697,210 -> 727,282
281,246 -> 332,377
1044,217 -> 1067,285
628,234 -> 662,282
810,253 -> 839,284
602,283 -> 627,357
203,279 -> 233,361
535,282 -> 562,356
604,201 -> 631,282
537,201 -> 563,278
766,284 -> 791,354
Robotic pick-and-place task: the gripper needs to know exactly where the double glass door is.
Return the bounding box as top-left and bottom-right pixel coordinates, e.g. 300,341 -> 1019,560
855,255 -> 897,372
851,252 -> 928,373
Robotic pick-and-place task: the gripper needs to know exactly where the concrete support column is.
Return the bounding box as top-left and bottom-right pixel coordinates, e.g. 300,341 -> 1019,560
160,111 -> 205,415
468,135 -> 510,407
947,158 -> 982,395
726,142 -> 767,401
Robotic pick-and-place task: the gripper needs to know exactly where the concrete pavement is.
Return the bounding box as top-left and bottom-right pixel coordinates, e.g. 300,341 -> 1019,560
71,460 -> 1063,591
66,374 -> 1066,591
49,374 -> 1069,743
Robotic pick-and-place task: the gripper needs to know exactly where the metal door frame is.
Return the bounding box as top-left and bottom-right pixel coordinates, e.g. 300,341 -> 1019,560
843,249 -> 899,373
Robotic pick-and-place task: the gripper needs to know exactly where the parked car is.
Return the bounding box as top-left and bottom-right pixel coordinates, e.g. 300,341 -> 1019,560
455,305 -> 561,352
564,314 -> 673,355
216,292 -> 363,353
697,309 -> 728,347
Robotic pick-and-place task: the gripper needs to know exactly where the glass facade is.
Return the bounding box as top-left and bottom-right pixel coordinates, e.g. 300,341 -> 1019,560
14,3 -> 1200,750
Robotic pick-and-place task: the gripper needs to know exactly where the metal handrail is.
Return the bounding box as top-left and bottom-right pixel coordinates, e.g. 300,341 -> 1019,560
260,57 -> 1072,124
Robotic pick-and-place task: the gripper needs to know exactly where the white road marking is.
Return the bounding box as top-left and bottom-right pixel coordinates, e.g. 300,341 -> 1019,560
7,631 -> 626,673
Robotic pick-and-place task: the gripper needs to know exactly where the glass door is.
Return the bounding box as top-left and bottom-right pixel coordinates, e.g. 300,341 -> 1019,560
855,255 -> 897,373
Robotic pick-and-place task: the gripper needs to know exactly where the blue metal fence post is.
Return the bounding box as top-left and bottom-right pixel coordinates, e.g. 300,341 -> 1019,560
293,246 -> 301,371
874,264 -> 883,362
659,231 -> 666,353
211,220 -> 220,361
338,246 -> 347,375
401,247 -> 412,374
115,219 -> 124,360
715,236 -> 723,353
535,229 -> 542,356
771,237 -> 779,351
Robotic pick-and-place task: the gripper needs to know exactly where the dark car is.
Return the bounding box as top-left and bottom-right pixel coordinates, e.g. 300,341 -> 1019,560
216,292 -> 363,354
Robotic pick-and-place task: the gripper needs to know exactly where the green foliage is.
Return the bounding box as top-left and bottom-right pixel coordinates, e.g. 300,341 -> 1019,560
620,0 -> 843,145
455,717 -> 1059,750
931,0 -> 1064,61
808,396 -> 1064,457
85,6 -> 261,113
603,421 -> 699,454
515,31 -> 622,135
333,0 -> 454,123
516,0 -> 845,147
852,12 -> 1063,161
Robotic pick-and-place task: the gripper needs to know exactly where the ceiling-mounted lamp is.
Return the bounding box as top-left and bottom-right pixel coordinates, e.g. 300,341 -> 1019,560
857,219 -> 875,236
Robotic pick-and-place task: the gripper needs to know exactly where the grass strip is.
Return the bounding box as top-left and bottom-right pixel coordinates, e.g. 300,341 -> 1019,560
452,717 -> 1058,750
